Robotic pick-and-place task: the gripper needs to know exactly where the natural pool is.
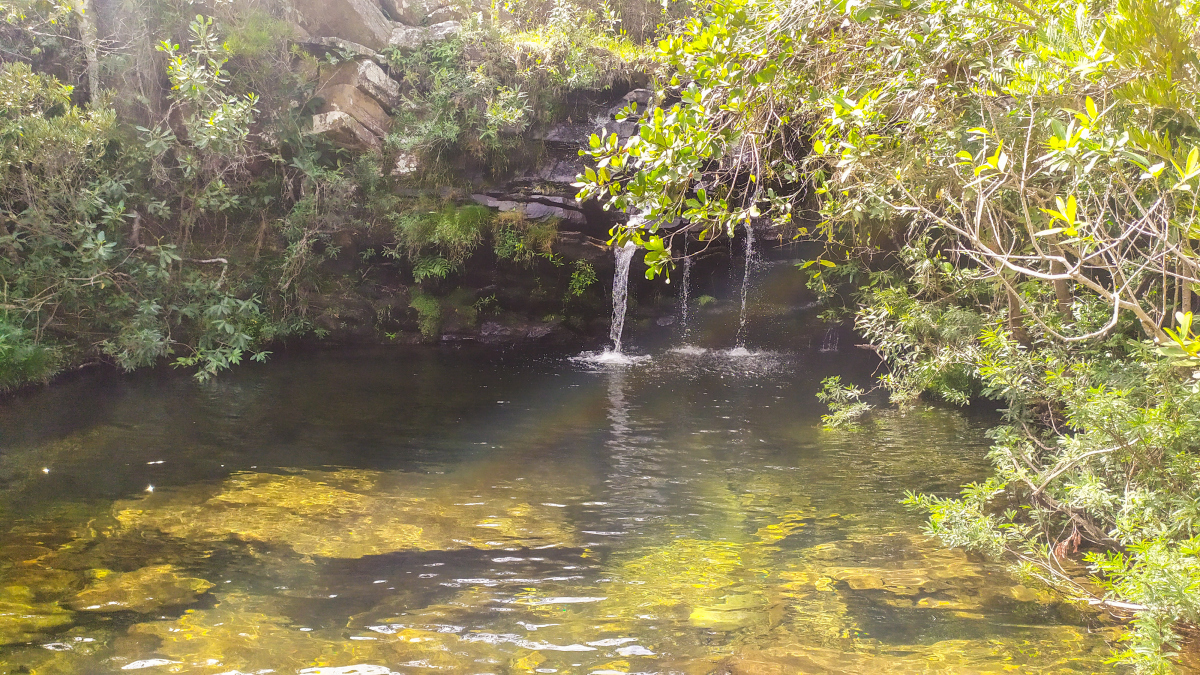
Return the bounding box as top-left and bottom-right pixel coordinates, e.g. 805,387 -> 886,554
0,342 -> 1121,674
0,254 -> 1121,674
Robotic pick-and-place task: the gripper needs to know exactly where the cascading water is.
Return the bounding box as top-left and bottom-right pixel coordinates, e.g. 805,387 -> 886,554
819,327 -> 840,352
679,254 -> 692,342
609,242 -> 638,353
734,222 -> 755,349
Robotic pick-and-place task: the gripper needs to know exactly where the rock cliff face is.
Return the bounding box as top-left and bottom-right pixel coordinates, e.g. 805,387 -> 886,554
296,0 -> 647,232
291,0 -> 659,344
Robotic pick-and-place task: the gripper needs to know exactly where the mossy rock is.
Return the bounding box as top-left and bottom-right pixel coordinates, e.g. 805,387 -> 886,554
0,586 -> 74,645
114,469 -> 577,559
68,565 -> 214,613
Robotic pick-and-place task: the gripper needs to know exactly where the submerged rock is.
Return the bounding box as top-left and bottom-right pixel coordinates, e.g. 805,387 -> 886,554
127,592 -> 482,674
0,586 -> 74,645
69,565 -> 214,613
114,469 -> 577,559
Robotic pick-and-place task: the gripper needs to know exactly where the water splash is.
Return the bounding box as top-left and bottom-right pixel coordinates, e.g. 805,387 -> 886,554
609,242 -> 639,354
735,223 -> 755,348
679,254 -> 693,342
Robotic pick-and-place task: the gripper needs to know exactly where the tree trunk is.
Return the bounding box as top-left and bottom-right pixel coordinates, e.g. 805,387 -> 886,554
1051,246 -> 1072,314
76,0 -> 100,102
1007,284 -> 1031,345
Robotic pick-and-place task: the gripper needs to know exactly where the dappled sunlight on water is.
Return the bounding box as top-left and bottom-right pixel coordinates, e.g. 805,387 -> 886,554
0,342 -> 1123,674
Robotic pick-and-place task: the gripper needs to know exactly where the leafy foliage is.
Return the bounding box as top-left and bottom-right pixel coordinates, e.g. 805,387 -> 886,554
574,0 -> 1200,667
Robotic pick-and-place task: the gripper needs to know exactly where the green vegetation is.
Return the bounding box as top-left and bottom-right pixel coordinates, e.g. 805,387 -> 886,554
575,0 -> 1200,668
11,0 -> 1200,666
0,0 -> 641,390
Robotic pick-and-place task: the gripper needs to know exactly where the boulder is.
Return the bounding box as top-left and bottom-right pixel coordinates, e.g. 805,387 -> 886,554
390,19 -> 463,50
428,20 -> 463,39
324,59 -> 402,112
383,0 -> 443,25
294,0 -> 394,51
428,5 -> 467,23
296,36 -> 380,61
312,111 -> 381,151
317,84 -> 392,138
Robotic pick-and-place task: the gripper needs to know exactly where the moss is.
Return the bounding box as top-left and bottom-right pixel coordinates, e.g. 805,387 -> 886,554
69,564 -> 214,613
0,585 -> 74,646
408,292 -> 443,341
114,469 -> 578,559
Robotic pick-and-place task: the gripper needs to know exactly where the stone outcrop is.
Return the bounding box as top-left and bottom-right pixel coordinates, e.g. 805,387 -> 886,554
388,20 -> 463,51
312,111 -> 380,150
293,0 -> 395,51
382,0 -> 444,25
470,193 -> 586,226
324,58 -> 402,112
297,37 -> 381,62
318,84 -> 392,138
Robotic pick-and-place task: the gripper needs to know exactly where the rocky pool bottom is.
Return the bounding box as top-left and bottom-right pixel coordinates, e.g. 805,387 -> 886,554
0,345 -> 1123,674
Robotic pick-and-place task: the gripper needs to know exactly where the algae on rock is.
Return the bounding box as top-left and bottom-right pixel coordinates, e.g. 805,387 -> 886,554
69,564 -> 214,613
114,469 -> 578,558
0,585 -> 74,645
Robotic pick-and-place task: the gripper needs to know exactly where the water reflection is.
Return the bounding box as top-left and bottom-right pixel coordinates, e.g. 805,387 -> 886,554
0,251 -> 1125,673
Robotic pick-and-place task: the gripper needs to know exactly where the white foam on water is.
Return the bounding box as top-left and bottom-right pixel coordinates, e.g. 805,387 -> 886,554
571,350 -> 651,367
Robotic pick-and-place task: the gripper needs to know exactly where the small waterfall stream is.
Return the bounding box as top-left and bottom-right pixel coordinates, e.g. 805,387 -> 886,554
679,254 -> 692,342
609,242 -> 638,353
735,223 -> 755,348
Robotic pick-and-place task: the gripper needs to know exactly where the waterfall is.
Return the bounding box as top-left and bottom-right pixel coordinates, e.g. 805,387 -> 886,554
609,242 -> 638,353
819,327 -> 839,352
679,254 -> 692,342
735,222 -> 755,348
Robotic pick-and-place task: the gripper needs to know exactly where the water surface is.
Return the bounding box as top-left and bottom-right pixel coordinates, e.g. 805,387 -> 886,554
0,257 -> 1119,674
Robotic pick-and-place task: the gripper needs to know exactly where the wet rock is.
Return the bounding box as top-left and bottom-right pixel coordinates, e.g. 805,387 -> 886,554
312,111 -> 381,151
294,0 -> 395,51
551,231 -> 608,262
538,121 -> 594,148
69,565 -> 213,613
127,592 -> 486,673
318,84 -> 392,138
536,157 -> 586,186
689,593 -> 768,631
0,586 -> 73,645
324,59 -> 402,112
114,469 -> 578,559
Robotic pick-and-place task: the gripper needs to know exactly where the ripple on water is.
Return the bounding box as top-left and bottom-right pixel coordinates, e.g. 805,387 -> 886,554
0,348 -> 1119,675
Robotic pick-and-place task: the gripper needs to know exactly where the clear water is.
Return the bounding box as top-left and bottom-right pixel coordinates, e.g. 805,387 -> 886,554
0,257 -> 1120,674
